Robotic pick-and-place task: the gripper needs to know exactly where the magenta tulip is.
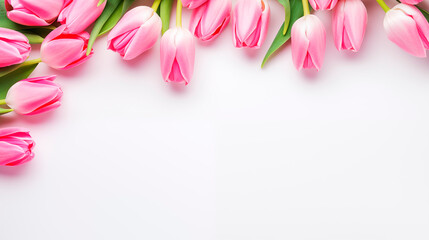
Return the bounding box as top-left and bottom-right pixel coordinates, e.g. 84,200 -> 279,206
384,3 -> 429,57
400,0 -> 423,4
189,0 -> 231,41
41,25 -> 93,69
292,14 -> 326,71
332,0 -> 367,52
160,27 -> 195,84
0,28 -> 31,68
107,6 -> 162,60
232,0 -> 270,48
5,0 -> 64,26
0,128 -> 35,166
182,0 -> 208,9
309,0 -> 338,10
58,0 -> 106,34
6,76 -> 62,115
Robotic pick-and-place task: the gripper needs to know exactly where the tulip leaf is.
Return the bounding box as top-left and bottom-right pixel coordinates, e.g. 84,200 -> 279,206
261,0 -> 304,68
161,0 -> 174,34
87,0 -> 123,55
0,61 -> 39,99
99,0 -> 135,36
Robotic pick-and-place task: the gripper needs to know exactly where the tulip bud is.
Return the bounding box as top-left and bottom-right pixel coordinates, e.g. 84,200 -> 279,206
0,28 -> 31,67
384,3 -> 429,57
41,25 -> 93,69
291,14 -> 326,71
182,0 -> 209,9
58,0 -> 106,34
160,27 -> 195,84
309,0 -> 338,10
107,6 -> 162,60
5,0 -> 64,26
190,0 -> 231,41
6,76 -> 62,115
332,0 -> 367,52
232,0 -> 270,49
400,0 -> 423,4
0,128 -> 35,166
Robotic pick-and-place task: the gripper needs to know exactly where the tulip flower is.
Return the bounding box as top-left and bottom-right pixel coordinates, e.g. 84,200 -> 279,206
160,27 -> 195,84
5,76 -> 62,115
332,0 -> 367,52
5,0 -> 64,26
189,0 -> 232,41
400,0 -> 423,4
384,3 -> 429,57
0,28 -> 31,68
182,0 -> 208,9
58,0 -> 106,34
292,14 -> 326,71
309,0 -> 338,10
0,128 -> 35,166
41,25 -> 93,69
107,6 -> 162,60
232,0 -> 270,48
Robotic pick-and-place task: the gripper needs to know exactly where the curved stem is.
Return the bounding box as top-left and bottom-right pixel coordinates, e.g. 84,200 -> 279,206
152,0 -> 162,12
302,0 -> 310,16
176,0 -> 182,27
376,0 -> 390,12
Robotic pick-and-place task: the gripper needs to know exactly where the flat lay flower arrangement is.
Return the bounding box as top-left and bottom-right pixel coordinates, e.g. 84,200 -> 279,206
0,0 -> 428,166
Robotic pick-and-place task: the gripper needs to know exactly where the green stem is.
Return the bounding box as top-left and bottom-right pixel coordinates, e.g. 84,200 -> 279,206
0,99 -> 6,105
176,0 -> 182,27
302,0 -> 310,16
23,58 -> 42,65
152,0 -> 162,11
0,58 -> 42,78
376,0 -> 390,12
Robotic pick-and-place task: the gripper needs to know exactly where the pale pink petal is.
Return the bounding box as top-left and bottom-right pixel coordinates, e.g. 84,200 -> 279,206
160,28 -> 178,81
384,8 -> 427,57
292,17 -> 310,70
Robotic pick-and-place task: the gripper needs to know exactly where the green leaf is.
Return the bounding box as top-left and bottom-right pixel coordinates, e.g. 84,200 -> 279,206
261,0 -> 305,68
21,32 -> 44,44
99,0 -> 135,36
87,0 -> 123,55
0,108 -> 13,115
161,0 -> 174,34
0,61 -> 39,99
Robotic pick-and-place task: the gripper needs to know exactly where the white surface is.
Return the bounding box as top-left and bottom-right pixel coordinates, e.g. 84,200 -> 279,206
1,1 -> 429,239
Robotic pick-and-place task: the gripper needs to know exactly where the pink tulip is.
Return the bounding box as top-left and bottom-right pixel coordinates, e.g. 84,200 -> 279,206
160,27 -> 195,84
0,28 -> 31,67
41,25 -> 93,69
190,0 -> 231,41
5,0 -> 64,26
182,0 -> 208,9
232,0 -> 270,49
400,0 -> 423,5
292,14 -> 326,71
384,3 -> 429,57
58,0 -> 106,34
332,0 -> 367,51
0,128 -> 34,166
309,0 -> 338,10
107,6 -> 162,60
6,76 -> 62,115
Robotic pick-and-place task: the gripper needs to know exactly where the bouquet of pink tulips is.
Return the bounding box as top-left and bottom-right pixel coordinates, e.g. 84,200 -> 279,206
0,0 -> 428,166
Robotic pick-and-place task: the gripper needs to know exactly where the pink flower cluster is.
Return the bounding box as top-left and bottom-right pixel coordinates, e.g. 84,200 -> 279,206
1,0 -> 429,166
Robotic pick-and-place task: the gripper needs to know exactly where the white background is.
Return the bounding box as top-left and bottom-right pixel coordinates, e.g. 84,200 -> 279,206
1,0 -> 429,239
